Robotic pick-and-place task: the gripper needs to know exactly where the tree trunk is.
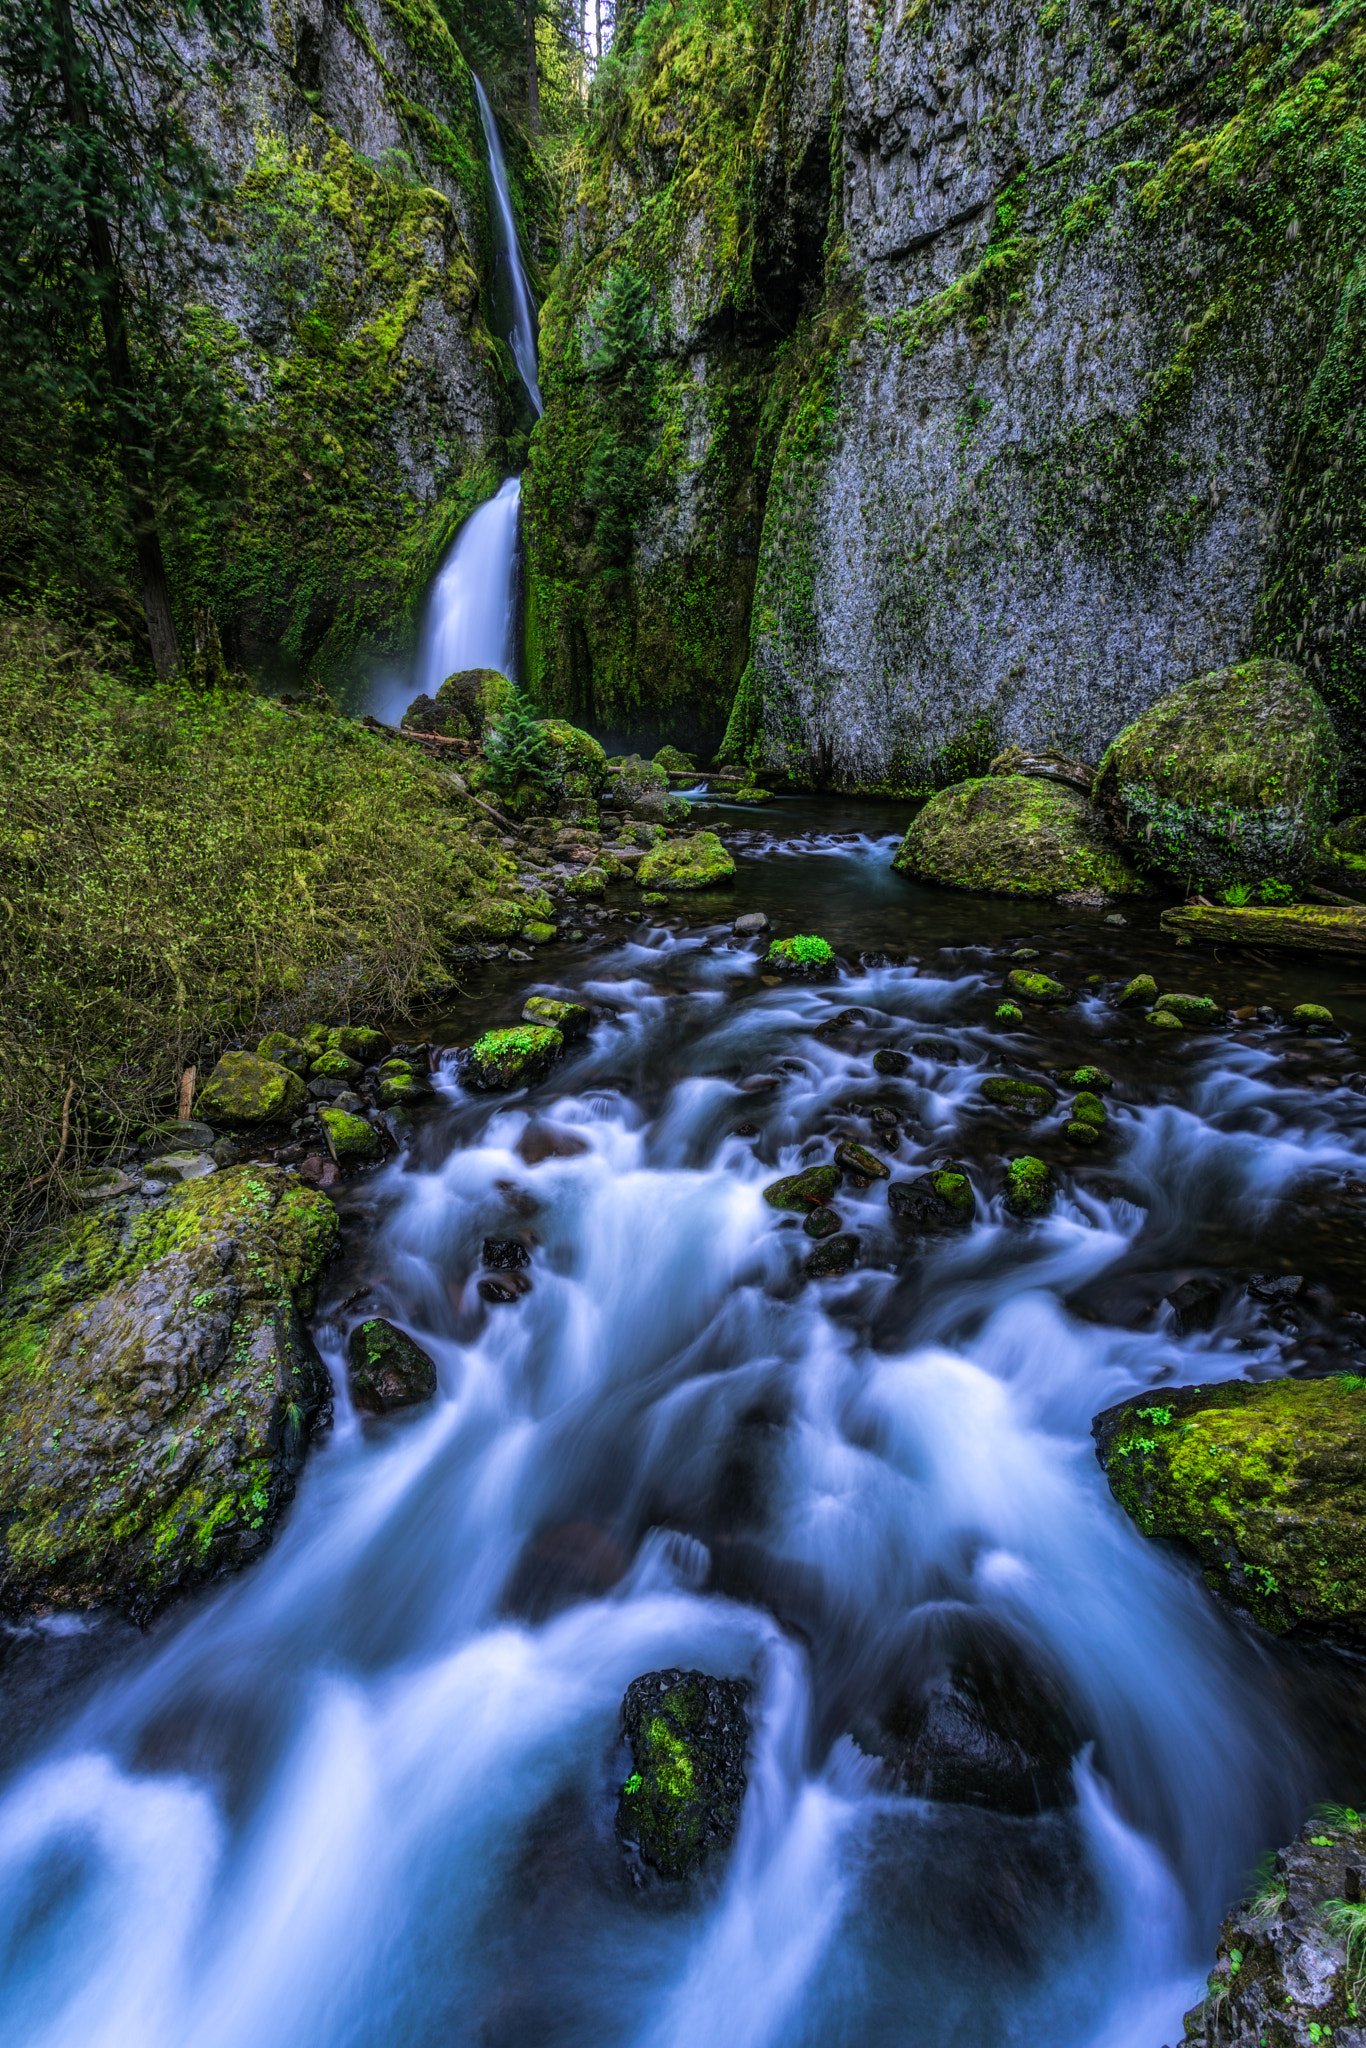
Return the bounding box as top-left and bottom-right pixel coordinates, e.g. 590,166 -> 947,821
50,0 -> 180,680
595,0 -> 602,60
1159,904 -> 1366,954
525,0 -> 540,136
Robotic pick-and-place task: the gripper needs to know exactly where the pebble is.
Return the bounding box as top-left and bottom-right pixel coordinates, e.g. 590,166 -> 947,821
1103,914 -> 1127,926
734,912 -> 769,935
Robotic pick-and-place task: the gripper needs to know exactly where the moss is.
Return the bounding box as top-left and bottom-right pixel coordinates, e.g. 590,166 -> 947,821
636,831 -> 736,890
255,1031 -> 309,1072
1055,1064 -> 1113,1090
1070,1090 -> 1108,1127
1293,1002 -> 1335,1025
1160,901 -> 1366,952
1005,968 -> 1071,1007
1094,660 -> 1339,889
895,778 -> 1145,898
766,933 -> 835,974
195,1052 -> 307,1125
1155,992 -> 1221,1024
522,996 -> 590,1037
1117,973 -> 1158,1008
465,1023 -> 563,1089
1151,1007 -> 1185,1029
995,1002 -> 1024,1025
834,1138 -> 891,1181
616,1669 -> 750,1880
1094,1377 -> 1366,1637
318,1106 -> 381,1162
309,1050 -> 363,1079
1003,1155 -> 1053,1216
982,1076 -> 1056,1116
763,1164 -> 841,1212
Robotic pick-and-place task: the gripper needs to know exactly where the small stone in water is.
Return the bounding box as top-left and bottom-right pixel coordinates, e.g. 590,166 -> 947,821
1116,974 -> 1157,1008
1150,1009 -> 1184,1030
994,1002 -> 1023,1026
483,1238 -> 531,1270
1011,948 -> 1041,960
1053,1064 -> 1113,1090
805,1234 -> 859,1277
1064,1120 -> 1101,1145
1005,968 -> 1070,1006
1003,1155 -> 1053,1217
835,1138 -> 891,1180
1293,1003 -> 1334,1029
1104,914 -> 1127,926
732,1122 -> 760,1137
1155,992 -> 1220,1024
803,1207 -> 842,1238
873,1048 -> 909,1076
763,1164 -> 841,1210
982,1076 -> 1055,1116
869,1106 -> 899,1129
911,1036 -> 958,1063
1247,1272 -> 1306,1302
733,911 -> 768,935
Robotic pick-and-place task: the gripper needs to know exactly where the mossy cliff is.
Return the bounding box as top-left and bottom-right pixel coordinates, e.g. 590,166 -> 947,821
528,0 -> 1366,785
0,1167 -> 336,1618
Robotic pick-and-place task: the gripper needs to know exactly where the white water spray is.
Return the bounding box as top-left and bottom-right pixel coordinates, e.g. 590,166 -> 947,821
414,475 -> 523,695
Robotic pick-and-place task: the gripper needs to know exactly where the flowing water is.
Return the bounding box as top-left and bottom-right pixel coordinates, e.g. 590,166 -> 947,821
4,800 -> 1366,2048
472,76 -> 543,418
412,474 -> 524,701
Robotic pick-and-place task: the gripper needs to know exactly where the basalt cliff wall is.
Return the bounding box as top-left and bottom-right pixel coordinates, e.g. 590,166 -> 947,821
523,0 -> 1366,786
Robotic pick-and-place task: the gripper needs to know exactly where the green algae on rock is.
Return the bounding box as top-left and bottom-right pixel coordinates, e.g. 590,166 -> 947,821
1093,660 -> 1339,890
196,1051 -> 307,1125
893,778 -> 1144,897
637,831 -> 736,891
763,1165 -> 840,1212
522,996 -> 591,1038
1004,968 -> 1070,1008
766,933 -> 835,976
464,1025 -> 564,1091
319,1107 -> 382,1164
616,1668 -> 751,1881
346,1319 -> 437,1416
1003,1156 -> 1053,1217
1092,1377 -> 1366,1638
0,1167 -> 336,1618
994,1003 -> 1024,1026
981,1076 -> 1056,1117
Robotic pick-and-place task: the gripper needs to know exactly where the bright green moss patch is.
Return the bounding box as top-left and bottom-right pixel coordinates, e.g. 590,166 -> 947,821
464,1024 -> 564,1090
768,934 -> 835,968
1003,1155 -> 1053,1216
1094,1376 -> 1366,1637
615,1668 -> 750,1880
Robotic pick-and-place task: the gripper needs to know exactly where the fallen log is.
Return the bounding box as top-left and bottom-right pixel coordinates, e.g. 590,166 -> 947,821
1159,903 -> 1366,954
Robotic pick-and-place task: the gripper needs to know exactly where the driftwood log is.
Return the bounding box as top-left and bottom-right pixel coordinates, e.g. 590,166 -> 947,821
988,746 -> 1096,794
1160,903 -> 1366,953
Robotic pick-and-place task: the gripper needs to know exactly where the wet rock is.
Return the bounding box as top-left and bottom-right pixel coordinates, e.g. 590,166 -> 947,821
318,1106 -> 382,1164
376,1059 -> 431,1108
737,1072 -> 782,1093
483,1238 -> 531,1270
1092,1377 -> 1366,1638
868,1106 -> 899,1130
564,866 -> 607,898
516,1121 -> 590,1163
538,720 -> 609,815
0,1167 -> 335,1617
803,1207 -> 842,1239
1094,657 -> 1338,889
142,1150 -> 217,1184
1154,991 -> 1220,1025
733,911 -> 768,935
1166,1277 -> 1223,1333
1003,1156 -> 1053,1217
912,1036 -> 958,1062
892,775 -> 1143,897
1116,973 -> 1158,1008
1004,968 -> 1070,1007
834,1138 -> 890,1181
763,1164 -> 841,1211
328,1025 -> 389,1063
1150,1007 -> 1184,1030
522,995 -> 591,1038
1294,1002 -> 1335,1031
1248,1272 -> 1306,1303
616,1669 -> 750,1881
637,830 -> 735,890
309,1049 -> 364,1081
765,933 -> 836,976
604,753 -> 671,820
873,1048 -> 909,1076
478,1272 -> 531,1304
982,1076 -> 1056,1117
805,1233 -> 859,1276
254,1031 -> 310,1074
195,1052 -> 306,1126
1069,1090 -> 1107,1132
346,1318 -> 437,1415
816,1007 -> 868,1036
464,1025 -> 564,1091
1179,1811 -> 1366,2048
1053,1064 -> 1113,1091
888,1165 -> 976,1230
994,1002 -> 1023,1026
653,745 -> 697,773
988,745 -> 1096,794
856,1611 -> 1081,1816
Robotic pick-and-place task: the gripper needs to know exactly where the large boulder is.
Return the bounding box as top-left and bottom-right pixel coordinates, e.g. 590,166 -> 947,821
603,754 -> 671,821
0,1167 -> 336,1618
637,831 -> 736,890
893,776 -> 1144,897
538,719 -> 608,815
1092,658 -> 1339,889
1092,1377 -> 1366,1638
403,667 -> 510,739
616,1668 -> 750,1880
195,1050 -> 307,1125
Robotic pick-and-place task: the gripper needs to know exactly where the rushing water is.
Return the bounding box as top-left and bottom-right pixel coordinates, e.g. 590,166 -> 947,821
4,804 -> 1366,2048
412,474 -> 524,700
472,76 -> 543,418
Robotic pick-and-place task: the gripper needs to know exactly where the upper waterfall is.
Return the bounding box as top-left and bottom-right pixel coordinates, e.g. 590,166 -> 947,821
472,76 -> 543,417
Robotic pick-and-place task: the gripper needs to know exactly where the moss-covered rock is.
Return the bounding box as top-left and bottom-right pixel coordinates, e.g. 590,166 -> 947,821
376,1063 -> 430,1108
540,720 -> 609,812
522,996 -> 590,1038
806,1233 -> 859,1276
1116,974 -> 1157,1008
763,1164 -> 840,1212
888,1165 -> 976,1230
404,669 -> 508,740
1053,1065 -> 1113,1091
255,1031 -> 309,1074
196,1051 -> 306,1125
1092,1377 -> 1366,1637
329,1025 -> 389,1063
310,1049 -> 364,1081
1003,1156 -> 1053,1216
564,866 -> 607,898
1093,660 -> 1339,889
653,746 -> 697,773
616,1668 -> 750,1881
464,1025 -> 563,1090
994,1003 -> 1023,1027
0,1167 -> 335,1617
893,777 -> 1145,897
834,1138 -> 890,1181
1004,968 -> 1070,1008
1154,992 -> 1220,1025
1070,1091 -> 1107,1129
1150,1007 -> 1185,1030
637,831 -> 736,891
318,1106 -> 382,1164
982,1076 -> 1056,1117
765,933 -> 835,975
346,1318 -> 437,1415
1293,1002 -> 1334,1029
449,897 -> 527,944
605,755 -> 671,819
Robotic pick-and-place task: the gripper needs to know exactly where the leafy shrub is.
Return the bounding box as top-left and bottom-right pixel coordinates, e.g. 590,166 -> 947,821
482,688 -> 554,797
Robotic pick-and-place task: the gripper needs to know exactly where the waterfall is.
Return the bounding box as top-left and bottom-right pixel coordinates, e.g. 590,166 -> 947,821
472,76 -> 543,417
414,475 -> 523,694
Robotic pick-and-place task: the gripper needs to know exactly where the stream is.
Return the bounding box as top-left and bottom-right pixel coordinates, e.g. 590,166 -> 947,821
3,799 -> 1366,2048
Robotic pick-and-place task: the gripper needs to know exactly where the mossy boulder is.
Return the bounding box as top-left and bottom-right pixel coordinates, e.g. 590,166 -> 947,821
1003,1156 -> 1053,1216
196,1051 -> 306,1125
377,1062 -> 430,1108
653,746 -> 697,773
449,897 -> 527,943
255,1031 -> 309,1074
604,754 -> 671,819
346,1319 -> 437,1415
319,1106 -> 382,1163
893,776 -> 1145,897
522,995 -> 590,1038
1150,1007 -> 1184,1030
766,933 -> 835,976
1293,1002 -> 1334,1029
539,719 -> 608,811
1093,658 -> 1339,889
1154,992 -> 1220,1025
1116,974 -> 1157,1008
982,1076 -> 1056,1117
403,668 -> 508,739
310,1049 -> 363,1081
637,831 -> 736,891
564,866 -> 607,898
464,1024 -> 563,1090
1004,968 -> 1070,1007
888,1164 -> 976,1229
616,1668 -> 750,1881
329,1025 -> 389,1062
0,1167 -> 335,1618
834,1138 -> 890,1181
763,1164 -> 841,1211
1092,1377 -> 1366,1638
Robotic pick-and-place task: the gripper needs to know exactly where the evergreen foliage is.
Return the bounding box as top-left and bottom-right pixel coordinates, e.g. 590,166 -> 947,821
483,687 -> 554,793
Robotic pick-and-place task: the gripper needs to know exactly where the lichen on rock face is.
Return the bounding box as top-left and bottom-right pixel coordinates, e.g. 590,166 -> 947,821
1093,660 -> 1339,889
196,1051 -> 307,1125
636,831 -> 736,891
1093,1376 -> 1366,1638
894,777 -> 1144,898
616,1668 -> 751,1881
0,1167 -> 336,1618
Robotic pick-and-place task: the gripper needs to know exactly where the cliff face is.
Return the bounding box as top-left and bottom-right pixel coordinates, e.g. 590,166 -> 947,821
167,0 -> 523,691
525,0 -> 1366,784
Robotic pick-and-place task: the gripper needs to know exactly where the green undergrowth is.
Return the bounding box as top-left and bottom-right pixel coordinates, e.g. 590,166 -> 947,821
0,621 -> 507,1254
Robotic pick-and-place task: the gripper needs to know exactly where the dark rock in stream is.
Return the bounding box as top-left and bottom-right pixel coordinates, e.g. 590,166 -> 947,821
763,1164 -> 841,1211
346,1318 -> 438,1414
1177,1811 -> 1366,2048
805,1234 -> 859,1277
616,1668 -> 750,1881
888,1164 -> 976,1230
